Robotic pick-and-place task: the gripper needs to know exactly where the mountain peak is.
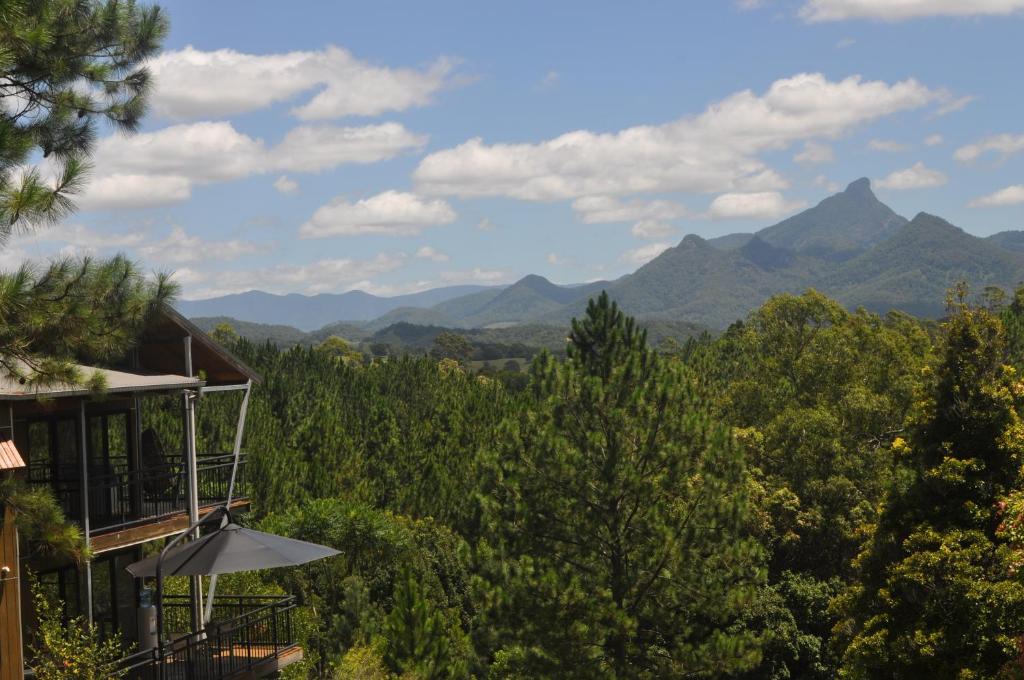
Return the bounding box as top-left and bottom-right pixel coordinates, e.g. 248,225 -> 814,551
844,177 -> 874,197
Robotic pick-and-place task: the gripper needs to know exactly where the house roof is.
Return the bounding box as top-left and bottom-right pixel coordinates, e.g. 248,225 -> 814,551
0,365 -> 202,401
137,306 -> 261,386
0,439 -> 25,470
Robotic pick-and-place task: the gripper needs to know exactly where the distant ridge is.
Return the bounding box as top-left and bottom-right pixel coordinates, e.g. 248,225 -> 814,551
174,285 -> 495,331
182,180 -> 1024,332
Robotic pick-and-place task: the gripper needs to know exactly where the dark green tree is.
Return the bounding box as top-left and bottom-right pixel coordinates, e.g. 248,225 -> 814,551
837,286 -> 1024,678
0,0 -> 166,232
430,332 -> 473,362
482,292 -> 764,678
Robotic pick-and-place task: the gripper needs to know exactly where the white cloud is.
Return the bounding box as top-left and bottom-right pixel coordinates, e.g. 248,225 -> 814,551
954,133 -> 1024,163
800,0 -> 1024,22
813,175 -> 841,192
149,45 -> 457,120
794,141 -> 834,165
79,121 -> 425,210
935,95 -> 974,116
413,73 -> 940,201
572,196 -> 688,223
631,220 -> 676,239
415,246 -> 450,262
540,71 -> 560,89
924,133 -> 944,146
15,222 -> 145,250
178,252 -> 407,298
705,192 -> 806,220
868,138 -> 908,152
139,227 -> 266,264
274,175 -> 299,194
735,0 -> 764,9
621,242 -> 672,265
875,162 -> 948,190
476,218 -> 497,231
440,268 -> 511,283
299,191 -> 456,238
836,37 -> 856,48
547,252 -> 566,265
969,184 -> 1024,207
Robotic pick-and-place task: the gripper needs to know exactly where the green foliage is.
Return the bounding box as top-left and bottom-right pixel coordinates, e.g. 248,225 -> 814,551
0,255 -> 176,385
0,476 -> 87,561
0,0 -> 167,234
479,292 -> 764,678
430,332 -> 473,362
837,286 -> 1024,678
26,577 -> 127,679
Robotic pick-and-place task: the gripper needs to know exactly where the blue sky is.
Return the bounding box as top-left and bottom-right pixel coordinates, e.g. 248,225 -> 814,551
8,0 -> 1024,299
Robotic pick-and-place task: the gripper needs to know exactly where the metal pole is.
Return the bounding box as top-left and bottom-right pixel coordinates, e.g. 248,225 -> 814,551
79,399 -> 93,625
204,380 -> 251,623
183,337 -> 203,633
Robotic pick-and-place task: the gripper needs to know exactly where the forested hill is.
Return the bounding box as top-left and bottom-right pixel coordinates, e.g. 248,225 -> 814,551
179,179 -> 1024,331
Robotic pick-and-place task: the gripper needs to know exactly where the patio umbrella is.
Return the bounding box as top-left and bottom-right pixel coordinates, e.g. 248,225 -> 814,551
125,522 -> 340,577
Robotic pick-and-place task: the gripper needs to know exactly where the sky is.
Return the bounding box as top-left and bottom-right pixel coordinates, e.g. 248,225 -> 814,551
7,0 -> 1024,300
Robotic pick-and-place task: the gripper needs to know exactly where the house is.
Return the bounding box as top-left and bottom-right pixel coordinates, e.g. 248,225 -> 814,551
1,307 -> 303,679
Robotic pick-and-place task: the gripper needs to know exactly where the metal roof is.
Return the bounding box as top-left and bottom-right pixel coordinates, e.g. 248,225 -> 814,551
0,365 -> 201,401
0,439 -> 25,470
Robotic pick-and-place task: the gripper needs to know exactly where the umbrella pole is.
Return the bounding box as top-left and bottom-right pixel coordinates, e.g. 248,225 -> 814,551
153,504 -> 230,676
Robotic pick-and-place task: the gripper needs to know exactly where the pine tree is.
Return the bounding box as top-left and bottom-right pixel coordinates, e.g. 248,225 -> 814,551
837,286 -> 1024,678
0,1 -> 172,385
482,292 -> 764,678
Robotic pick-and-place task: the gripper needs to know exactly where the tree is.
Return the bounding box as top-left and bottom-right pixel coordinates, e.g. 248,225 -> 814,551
837,287 -> 1024,678
0,0 -> 167,234
316,335 -> 364,366
0,1 -> 171,386
430,332 -> 473,362
211,322 -> 239,346
482,293 -> 764,678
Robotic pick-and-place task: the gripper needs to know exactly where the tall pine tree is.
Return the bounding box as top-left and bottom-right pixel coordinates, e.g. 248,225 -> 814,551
481,292 -> 764,678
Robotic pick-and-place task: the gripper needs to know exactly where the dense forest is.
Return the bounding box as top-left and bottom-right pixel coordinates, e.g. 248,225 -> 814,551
161,285 -> 1024,679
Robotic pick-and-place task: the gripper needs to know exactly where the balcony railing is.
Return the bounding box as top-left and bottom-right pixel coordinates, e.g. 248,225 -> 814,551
113,595 -> 297,680
27,453 -> 248,534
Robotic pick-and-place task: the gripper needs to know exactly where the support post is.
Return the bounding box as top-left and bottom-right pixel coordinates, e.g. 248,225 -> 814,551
204,379 -> 251,623
182,337 -> 202,633
79,400 -> 93,625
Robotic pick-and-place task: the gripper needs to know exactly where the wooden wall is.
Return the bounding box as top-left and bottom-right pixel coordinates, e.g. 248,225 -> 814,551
0,504 -> 22,680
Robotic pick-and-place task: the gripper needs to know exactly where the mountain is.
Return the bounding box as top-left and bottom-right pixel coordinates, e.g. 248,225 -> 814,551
707,232 -> 754,250
757,178 -> 907,261
986,230 -> 1024,252
175,285 -> 496,331
826,213 -> 1024,317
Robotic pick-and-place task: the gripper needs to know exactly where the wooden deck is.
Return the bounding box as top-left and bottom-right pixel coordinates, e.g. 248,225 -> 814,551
90,498 -> 250,554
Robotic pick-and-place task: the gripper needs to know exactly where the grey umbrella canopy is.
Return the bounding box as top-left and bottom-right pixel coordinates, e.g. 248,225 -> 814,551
125,523 -> 340,578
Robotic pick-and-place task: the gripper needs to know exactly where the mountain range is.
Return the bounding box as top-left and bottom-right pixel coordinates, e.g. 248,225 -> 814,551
177,179 -> 1024,331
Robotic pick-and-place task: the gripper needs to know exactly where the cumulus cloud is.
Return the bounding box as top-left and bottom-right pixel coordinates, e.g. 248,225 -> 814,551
935,95 -> 974,116
78,121 -> 426,210
415,246 -> 450,262
800,0 -> 1024,22
138,227 -> 266,264
178,252 -> 407,299
813,175 -> 841,192
476,218 -> 497,231
621,242 -> 672,265
868,138 -> 908,152
413,73 -> 940,201
572,196 -> 689,223
631,220 -> 676,239
11,222 -> 145,250
704,192 -> 806,220
794,141 -> 834,165
148,45 -> 458,120
954,133 -> 1024,163
299,191 -> 456,238
969,184 -> 1024,207
875,162 -> 948,190
924,134 -> 944,146
274,176 -> 299,194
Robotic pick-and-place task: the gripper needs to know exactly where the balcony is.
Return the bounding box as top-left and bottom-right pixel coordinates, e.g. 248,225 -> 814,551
27,453 -> 249,536
113,595 -> 300,680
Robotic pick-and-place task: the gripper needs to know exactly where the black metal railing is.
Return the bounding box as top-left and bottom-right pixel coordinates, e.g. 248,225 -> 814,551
111,595 -> 297,680
27,453 -> 249,534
